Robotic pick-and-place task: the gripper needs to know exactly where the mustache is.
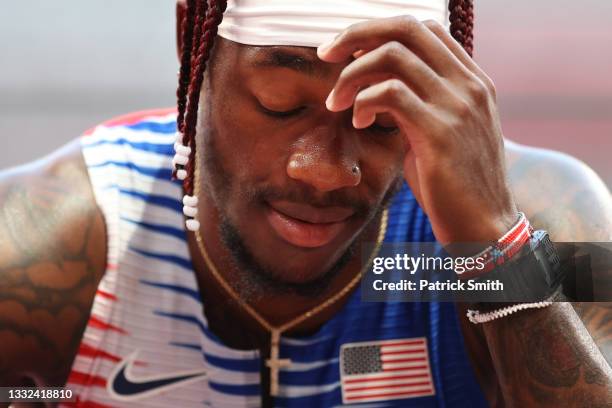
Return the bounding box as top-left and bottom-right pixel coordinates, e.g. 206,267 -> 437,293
243,184 -> 373,216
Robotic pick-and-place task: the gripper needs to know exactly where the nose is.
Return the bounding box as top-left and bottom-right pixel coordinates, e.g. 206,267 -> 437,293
286,126 -> 361,193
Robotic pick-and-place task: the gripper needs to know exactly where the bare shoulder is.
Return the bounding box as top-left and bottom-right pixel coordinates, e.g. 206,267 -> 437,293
505,140 -> 612,363
0,140 -> 106,386
505,140 -> 612,241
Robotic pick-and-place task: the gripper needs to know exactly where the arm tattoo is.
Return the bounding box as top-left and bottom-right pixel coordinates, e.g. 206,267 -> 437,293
573,303 -> 612,366
484,146 -> 612,405
483,303 -> 612,406
0,152 -> 106,386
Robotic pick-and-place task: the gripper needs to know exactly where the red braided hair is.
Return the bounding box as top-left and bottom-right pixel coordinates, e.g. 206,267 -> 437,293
174,0 -> 475,192
175,0 -> 227,195
449,0 -> 474,56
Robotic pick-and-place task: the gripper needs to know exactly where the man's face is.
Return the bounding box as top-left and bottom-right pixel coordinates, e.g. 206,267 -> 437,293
197,38 -> 406,294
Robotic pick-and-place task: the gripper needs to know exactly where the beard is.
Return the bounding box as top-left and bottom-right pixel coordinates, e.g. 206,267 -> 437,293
217,212 -> 360,300
199,124 -> 403,302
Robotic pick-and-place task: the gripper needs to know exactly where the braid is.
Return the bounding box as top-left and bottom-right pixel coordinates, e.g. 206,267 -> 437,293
182,0 -> 227,195
449,0 -> 474,56
176,0 -> 196,135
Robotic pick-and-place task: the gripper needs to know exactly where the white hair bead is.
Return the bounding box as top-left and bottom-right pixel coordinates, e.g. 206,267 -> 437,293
174,142 -> 191,157
186,219 -> 201,232
176,169 -> 188,180
175,131 -> 184,143
183,205 -> 198,217
173,154 -> 189,166
183,195 -> 198,207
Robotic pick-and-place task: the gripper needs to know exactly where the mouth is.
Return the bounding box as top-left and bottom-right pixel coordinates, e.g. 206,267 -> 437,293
265,200 -> 355,248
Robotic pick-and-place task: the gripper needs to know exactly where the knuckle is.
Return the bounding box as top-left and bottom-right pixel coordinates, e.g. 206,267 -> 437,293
482,74 -> 497,99
454,98 -> 473,117
383,79 -> 406,99
466,78 -> 489,104
423,19 -> 443,33
395,15 -> 420,32
381,41 -> 406,64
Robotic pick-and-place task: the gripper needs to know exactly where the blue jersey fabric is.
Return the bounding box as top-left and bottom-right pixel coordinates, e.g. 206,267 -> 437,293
272,182 -> 489,407
75,111 -> 488,407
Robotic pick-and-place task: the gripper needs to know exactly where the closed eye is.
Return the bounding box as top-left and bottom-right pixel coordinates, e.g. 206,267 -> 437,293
367,122 -> 399,135
259,104 -> 306,119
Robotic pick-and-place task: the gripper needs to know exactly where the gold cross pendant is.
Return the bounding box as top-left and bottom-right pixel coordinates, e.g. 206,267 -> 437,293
265,329 -> 291,396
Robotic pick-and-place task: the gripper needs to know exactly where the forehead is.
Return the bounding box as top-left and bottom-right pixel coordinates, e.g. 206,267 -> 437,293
212,38 -> 337,79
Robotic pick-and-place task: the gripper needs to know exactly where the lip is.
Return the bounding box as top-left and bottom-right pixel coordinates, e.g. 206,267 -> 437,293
266,201 -> 354,248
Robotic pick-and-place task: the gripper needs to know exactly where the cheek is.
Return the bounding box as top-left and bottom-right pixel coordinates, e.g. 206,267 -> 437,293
214,97 -> 300,182
209,106 -> 288,190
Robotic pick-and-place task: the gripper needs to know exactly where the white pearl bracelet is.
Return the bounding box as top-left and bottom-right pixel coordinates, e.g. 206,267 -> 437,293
466,290 -> 560,324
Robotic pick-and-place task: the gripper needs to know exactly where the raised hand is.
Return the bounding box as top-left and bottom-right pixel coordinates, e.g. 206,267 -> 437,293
318,16 -> 518,245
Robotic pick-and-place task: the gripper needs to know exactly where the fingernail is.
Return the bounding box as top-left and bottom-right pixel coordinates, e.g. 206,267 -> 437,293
325,89 -> 336,111
317,40 -> 333,57
353,114 -> 374,129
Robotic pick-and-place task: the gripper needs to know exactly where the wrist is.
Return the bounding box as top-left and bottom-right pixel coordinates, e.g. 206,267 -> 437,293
440,208 -> 520,246
457,212 -> 532,279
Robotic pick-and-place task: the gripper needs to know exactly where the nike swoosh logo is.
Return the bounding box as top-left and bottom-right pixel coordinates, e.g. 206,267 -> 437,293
107,351 -> 207,401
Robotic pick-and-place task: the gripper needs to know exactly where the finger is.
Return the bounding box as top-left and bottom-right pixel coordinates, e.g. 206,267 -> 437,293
402,150 -> 423,206
318,15 -> 471,79
327,41 -> 447,112
423,19 -> 496,94
351,79 -> 434,147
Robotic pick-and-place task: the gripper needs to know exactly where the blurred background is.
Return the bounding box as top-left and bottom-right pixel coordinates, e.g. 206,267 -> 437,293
0,0 -> 610,187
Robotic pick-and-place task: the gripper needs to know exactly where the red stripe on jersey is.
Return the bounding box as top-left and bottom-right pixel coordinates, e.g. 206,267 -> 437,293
74,396 -> 113,408
88,315 -> 127,334
381,348 -> 425,356
345,380 -> 433,393
380,339 -> 426,348
96,289 -> 117,301
381,357 -> 427,364
82,108 -> 177,136
382,365 -> 429,372
77,343 -> 121,363
344,372 -> 431,384
67,371 -> 106,388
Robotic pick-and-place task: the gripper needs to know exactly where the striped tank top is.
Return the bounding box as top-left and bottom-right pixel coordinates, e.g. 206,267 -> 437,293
64,109 -> 488,407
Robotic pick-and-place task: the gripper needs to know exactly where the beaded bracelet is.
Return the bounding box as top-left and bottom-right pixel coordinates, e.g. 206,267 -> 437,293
466,289 -> 560,324
459,212 -> 533,280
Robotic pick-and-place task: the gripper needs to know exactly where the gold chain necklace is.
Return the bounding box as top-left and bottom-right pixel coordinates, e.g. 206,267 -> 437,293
192,163 -> 388,397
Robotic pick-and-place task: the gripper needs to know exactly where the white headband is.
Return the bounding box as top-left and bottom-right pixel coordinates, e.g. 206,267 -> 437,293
218,0 -> 449,47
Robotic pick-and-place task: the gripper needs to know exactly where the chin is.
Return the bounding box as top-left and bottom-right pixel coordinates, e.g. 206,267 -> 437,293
219,198 -> 378,297
263,250 -> 344,284
222,220 -> 358,298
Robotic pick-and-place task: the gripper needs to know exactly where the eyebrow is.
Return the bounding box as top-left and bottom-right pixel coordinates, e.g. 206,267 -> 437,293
250,48 -> 323,77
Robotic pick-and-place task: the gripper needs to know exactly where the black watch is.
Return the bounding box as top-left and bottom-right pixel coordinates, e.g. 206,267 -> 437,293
468,230 -> 564,304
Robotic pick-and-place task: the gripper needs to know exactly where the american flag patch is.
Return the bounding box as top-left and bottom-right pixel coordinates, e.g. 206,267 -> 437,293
339,337 -> 435,404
